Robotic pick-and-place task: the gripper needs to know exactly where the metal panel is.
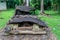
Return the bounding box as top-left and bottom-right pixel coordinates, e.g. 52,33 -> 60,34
0,2 -> 7,10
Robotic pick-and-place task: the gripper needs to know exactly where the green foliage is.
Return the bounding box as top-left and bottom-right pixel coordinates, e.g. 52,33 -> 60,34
30,0 -> 51,10
52,0 -> 60,13
6,0 -> 20,8
6,0 -> 52,10
19,0 -> 23,5
44,0 -> 51,10
30,0 -> 40,10
6,0 -> 59,11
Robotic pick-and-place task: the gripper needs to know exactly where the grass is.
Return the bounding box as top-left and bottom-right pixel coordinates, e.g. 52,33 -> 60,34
0,9 -> 60,40
0,9 -> 14,29
37,10 -> 60,40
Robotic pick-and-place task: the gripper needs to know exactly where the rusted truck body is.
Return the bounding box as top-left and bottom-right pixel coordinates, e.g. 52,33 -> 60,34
0,6 -> 57,40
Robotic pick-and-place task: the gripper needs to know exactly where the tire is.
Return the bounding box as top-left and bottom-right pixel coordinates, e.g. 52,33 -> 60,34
4,27 -> 11,33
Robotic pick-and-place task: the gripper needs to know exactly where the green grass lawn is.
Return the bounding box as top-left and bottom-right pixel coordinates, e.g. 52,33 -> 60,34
0,9 -> 14,29
37,10 -> 60,40
0,9 -> 60,40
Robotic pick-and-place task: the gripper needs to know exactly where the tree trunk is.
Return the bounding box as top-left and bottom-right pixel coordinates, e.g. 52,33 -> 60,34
23,0 -> 30,6
41,0 -> 44,14
26,0 -> 29,6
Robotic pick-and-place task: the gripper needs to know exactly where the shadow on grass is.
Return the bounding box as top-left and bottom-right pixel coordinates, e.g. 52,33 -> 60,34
0,18 -> 4,19
45,11 -> 60,16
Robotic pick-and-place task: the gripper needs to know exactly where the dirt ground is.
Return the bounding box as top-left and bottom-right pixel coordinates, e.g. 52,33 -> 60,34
0,30 -> 57,40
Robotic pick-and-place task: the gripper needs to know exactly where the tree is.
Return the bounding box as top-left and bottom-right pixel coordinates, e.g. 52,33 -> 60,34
22,0 -> 30,6
52,0 -> 57,11
40,0 -> 44,14
25,0 -> 30,6
52,0 -> 60,13
57,0 -> 60,13
19,0 -> 23,5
